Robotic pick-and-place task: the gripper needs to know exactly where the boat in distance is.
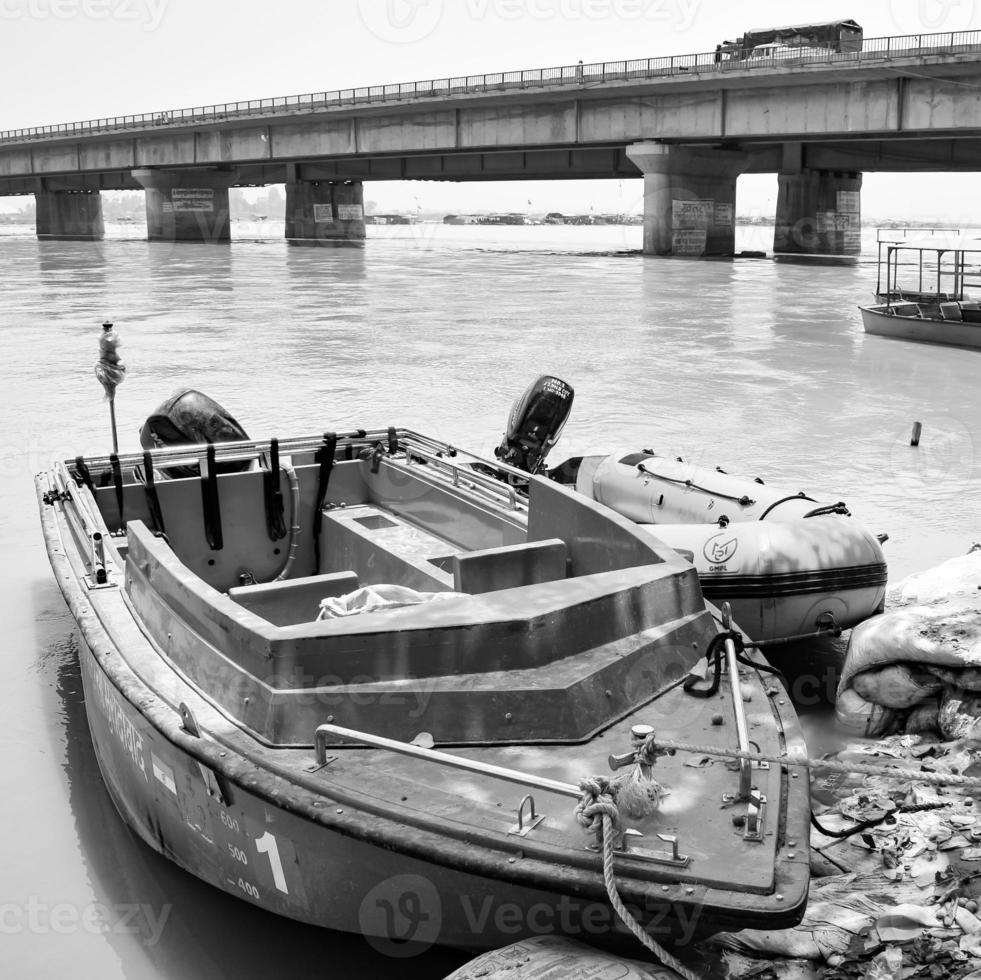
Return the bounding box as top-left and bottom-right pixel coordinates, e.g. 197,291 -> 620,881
36,414 -> 810,952
860,236 -> 981,350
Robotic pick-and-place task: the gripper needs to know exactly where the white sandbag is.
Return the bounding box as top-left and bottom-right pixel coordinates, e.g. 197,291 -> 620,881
889,549 -> 981,606
904,697 -> 941,734
834,687 -> 904,738
442,935 -> 687,980
838,595 -> 981,695
926,665 -> 981,692
851,663 -> 942,709
939,686 -> 981,741
317,584 -> 466,620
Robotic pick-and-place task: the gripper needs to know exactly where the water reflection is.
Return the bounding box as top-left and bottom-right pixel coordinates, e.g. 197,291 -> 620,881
146,241 -> 234,297
37,240 -> 108,293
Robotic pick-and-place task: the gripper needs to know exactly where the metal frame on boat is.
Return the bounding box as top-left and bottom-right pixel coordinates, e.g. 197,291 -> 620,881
860,236 -> 981,350
37,427 -> 810,952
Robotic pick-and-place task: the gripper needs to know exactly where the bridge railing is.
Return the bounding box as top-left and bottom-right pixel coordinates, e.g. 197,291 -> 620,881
2,28 -> 980,145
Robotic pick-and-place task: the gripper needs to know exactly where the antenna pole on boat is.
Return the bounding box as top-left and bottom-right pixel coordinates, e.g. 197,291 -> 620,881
94,321 -> 126,454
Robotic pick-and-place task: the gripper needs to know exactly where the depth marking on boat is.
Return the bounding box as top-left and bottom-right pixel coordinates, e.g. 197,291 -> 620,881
150,753 -> 177,794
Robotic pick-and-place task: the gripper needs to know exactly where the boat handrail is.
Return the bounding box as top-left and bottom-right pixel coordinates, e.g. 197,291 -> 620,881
721,604 -> 754,801
64,428 -> 392,474
314,723 -> 582,799
398,429 -> 538,485
399,438 -> 522,511
52,459 -> 107,539
61,428 -> 529,491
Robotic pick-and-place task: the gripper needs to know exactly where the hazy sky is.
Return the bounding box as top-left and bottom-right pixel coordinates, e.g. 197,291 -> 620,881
1,0 -> 979,219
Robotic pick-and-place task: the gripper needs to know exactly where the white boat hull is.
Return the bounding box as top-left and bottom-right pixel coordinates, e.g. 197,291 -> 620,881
860,305 -> 981,350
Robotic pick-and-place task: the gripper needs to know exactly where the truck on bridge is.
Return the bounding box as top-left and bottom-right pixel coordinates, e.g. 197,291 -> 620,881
720,19 -> 863,62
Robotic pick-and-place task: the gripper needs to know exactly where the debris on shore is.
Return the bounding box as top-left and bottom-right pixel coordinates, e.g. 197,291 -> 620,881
710,548 -> 981,979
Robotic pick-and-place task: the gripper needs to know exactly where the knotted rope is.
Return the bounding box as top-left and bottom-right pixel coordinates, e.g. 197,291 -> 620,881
576,776 -> 700,980
574,776 -> 621,847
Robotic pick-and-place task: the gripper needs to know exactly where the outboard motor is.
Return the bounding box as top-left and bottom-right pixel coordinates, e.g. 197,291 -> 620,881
495,376 -> 574,475
139,389 -> 251,478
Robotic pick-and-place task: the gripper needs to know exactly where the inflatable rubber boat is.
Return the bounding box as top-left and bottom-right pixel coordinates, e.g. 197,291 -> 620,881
493,377 -> 888,642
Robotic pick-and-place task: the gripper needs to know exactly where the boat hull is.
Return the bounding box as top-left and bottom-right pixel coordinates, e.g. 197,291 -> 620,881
73,594 -> 802,953
37,433 -> 810,953
860,305 -> 981,350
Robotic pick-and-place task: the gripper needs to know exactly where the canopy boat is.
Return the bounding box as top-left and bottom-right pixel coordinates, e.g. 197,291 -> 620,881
36,405 -> 809,954
860,236 -> 981,350
495,377 -> 888,644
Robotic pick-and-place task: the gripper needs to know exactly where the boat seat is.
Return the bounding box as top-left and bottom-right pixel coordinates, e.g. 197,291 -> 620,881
452,538 -> 568,594
891,303 -> 918,317
319,505 -> 458,593
961,308 -> 981,323
940,303 -> 963,321
229,571 -> 360,626
916,303 -> 942,319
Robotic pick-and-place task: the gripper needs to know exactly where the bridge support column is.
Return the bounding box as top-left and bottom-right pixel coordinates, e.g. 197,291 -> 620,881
35,185 -> 104,241
131,168 -> 237,243
285,178 -> 366,245
774,163 -> 862,262
626,143 -> 748,257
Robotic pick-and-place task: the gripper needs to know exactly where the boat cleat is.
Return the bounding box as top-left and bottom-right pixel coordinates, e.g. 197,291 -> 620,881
508,794 -> 546,838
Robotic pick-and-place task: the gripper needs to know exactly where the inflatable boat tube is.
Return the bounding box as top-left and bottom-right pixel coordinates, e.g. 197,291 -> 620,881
573,451 -> 887,641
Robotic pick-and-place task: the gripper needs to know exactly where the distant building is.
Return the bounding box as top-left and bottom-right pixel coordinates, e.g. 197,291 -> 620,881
367,214 -> 413,225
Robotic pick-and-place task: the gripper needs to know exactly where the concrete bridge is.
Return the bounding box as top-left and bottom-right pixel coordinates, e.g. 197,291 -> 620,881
4,28 -> 981,258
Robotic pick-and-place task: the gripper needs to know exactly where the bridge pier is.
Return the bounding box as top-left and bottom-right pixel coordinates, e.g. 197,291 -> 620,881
774,155 -> 862,262
35,184 -> 104,241
132,168 -> 237,243
285,177 -> 366,245
626,143 -> 748,257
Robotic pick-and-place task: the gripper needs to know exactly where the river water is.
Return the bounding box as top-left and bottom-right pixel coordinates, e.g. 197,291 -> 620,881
2,220 -> 979,979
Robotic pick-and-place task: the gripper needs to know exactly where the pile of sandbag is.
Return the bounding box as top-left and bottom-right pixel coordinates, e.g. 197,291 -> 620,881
443,935 -> 690,979
835,549 -> 981,739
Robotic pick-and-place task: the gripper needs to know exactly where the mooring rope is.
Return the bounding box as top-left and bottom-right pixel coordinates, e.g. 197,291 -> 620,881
647,737 -> 981,789
599,812 -> 701,980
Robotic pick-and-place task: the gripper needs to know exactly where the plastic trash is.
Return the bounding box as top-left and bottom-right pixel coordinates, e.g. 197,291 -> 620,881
317,584 -> 466,619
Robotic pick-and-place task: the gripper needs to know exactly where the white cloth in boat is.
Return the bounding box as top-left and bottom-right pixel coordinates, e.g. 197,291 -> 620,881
316,584 -> 467,620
